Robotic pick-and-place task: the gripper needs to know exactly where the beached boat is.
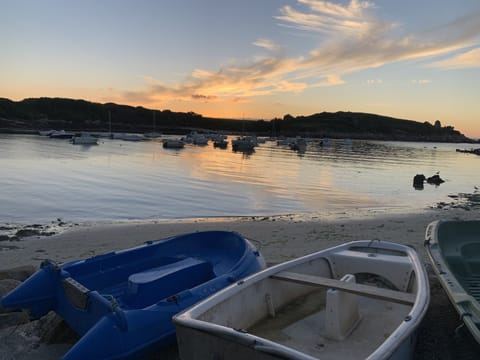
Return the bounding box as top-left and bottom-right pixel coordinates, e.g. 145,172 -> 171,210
1,231 -> 266,360
174,240 -> 429,360
425,219 -> 480,344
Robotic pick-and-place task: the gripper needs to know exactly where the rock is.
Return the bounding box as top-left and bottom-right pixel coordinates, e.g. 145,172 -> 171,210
15,229 -> 42,238
0,265 -> 36,281
413,174 -> 426,190
35,312 -> 78,345
0,311 -> 30,329
0,279 -> 21,301
426,174 -> 444,185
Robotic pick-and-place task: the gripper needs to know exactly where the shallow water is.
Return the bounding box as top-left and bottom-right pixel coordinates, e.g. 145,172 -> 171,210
0,134 -> 478,226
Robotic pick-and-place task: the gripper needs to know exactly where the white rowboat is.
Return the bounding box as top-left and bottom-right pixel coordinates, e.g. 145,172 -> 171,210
174,240 -> 429,360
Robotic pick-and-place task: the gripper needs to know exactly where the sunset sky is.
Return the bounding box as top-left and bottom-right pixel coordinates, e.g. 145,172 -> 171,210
2,0 -> 480,137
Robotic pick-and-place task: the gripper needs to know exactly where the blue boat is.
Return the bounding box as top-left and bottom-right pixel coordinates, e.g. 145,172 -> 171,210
1,230 -> 266,359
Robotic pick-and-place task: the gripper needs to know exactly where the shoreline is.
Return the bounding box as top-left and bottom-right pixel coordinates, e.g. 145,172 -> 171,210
1,205 -> 478,271
2,188 -> 478,245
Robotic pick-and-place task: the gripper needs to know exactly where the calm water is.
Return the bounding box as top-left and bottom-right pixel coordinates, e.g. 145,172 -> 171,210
0,134 -> 478,225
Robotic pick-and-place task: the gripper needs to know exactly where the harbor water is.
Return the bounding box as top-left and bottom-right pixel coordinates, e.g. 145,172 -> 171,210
0,134 -> 478,226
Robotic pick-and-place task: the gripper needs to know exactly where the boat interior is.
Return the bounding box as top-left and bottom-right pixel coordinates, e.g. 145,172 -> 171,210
60,232 -> 250,310
195,245 -> 418,359
63,255 -> 216,310
437,222 -> 480,304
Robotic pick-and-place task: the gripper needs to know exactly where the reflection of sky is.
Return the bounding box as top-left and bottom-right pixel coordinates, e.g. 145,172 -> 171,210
0,135 -> 478,224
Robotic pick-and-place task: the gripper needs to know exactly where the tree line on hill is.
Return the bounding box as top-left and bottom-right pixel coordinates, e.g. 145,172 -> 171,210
0,97 -> 472,142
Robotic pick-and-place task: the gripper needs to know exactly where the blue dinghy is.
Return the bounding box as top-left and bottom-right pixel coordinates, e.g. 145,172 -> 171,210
1,230 -> 266,359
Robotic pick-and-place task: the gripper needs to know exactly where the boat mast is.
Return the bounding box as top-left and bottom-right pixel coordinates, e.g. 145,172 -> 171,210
108,110 -> 112,138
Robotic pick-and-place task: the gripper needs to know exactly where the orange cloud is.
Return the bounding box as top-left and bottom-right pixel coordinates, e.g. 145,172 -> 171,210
121,1 -> 480,108
428,48 -> 480,69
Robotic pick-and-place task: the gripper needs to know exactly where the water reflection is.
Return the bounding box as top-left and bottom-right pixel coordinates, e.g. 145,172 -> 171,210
0,135 -> 478,224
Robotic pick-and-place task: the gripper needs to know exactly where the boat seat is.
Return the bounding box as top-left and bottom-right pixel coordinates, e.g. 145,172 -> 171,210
271,271 -> 416,305
328,249 -> 414,291
124,257 -> 214,308
325,274 -> 361,341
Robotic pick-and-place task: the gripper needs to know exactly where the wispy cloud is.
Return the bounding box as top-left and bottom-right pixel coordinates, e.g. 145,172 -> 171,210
122,1 -> 480,106
428,48 -> 480,69
366,79 -> 383,84
411,79 -> 431,85
275,0 -> 377,36
253,38 -> 281,51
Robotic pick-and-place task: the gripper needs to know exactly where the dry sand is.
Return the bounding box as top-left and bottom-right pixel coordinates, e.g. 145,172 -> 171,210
1,207 -> 479,359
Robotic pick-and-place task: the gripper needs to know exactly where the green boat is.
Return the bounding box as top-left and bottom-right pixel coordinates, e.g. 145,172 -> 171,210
425,220 -> 480,343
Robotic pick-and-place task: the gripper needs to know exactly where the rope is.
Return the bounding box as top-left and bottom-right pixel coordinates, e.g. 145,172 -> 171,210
455,313 -> 472,336
103,294 -> 118,310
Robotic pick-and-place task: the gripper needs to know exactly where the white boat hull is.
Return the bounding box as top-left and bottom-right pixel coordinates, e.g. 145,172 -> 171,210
174,241 -> 429,360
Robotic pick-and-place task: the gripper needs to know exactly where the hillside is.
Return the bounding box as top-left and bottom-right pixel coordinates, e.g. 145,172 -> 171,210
0,97 -> 471,142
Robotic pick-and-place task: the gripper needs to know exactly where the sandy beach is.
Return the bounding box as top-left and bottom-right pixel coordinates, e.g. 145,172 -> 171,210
1,207 -> 478,270
1,205 -> 480,359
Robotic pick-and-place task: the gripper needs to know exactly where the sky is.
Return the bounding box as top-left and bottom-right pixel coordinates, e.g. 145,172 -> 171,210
1,0 -> 480,138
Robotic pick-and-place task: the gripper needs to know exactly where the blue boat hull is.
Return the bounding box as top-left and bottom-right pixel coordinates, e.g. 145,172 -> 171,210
1,230 -> 265,359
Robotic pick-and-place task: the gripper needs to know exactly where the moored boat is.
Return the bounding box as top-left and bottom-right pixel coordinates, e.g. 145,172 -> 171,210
112,133 -> 146,141
71,134 -> 98,145
425,220 -> 480,344
232,136 -> 256,152
289,137 -> 307,152
162,138 -> 185,149
1,231 -> 266,359
213,139 -> 228,149
174,240 -> 429,360
49,130 -> 75,139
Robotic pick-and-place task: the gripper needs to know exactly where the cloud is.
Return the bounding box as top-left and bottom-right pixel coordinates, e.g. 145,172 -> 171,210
366,79 -> 383,84
428,48 -> 480,69
122,1 -> 480,106
191,94 -> 219,101
253,38 -> 281,51
411,79 -> 432,85
275,0 -> 377,36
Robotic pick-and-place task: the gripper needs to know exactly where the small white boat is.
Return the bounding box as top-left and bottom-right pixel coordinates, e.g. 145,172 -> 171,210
289,137 -> 307,152
38,129 -> 55,136
232,136 -> 256,152
49,130 -> 75,139
71,134 -> 98,145
174,240 -> 430,360
163,139 -> 185,149
144,131 -> 162,139
193,134 -> 208,145
112,133 -> 145,141
213,139 -> 228,149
